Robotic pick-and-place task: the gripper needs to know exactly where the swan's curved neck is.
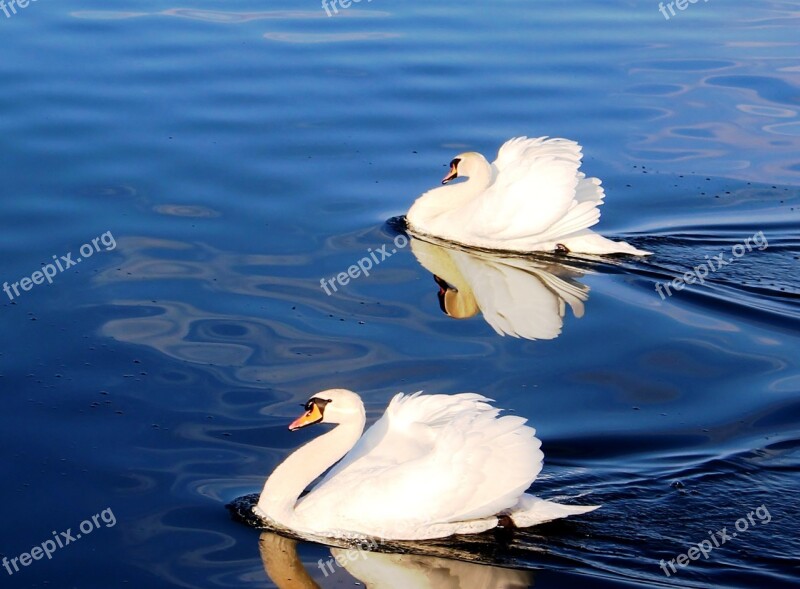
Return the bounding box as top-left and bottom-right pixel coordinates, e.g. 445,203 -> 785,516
256,415 -> 365,529
464,160 -> 494,191
408,162 -> 493,227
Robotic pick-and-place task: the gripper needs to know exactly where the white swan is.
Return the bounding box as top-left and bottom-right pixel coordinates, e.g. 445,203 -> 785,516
255,389 -> 598,540
406,136 -> 650,256
409,237 -> 590,340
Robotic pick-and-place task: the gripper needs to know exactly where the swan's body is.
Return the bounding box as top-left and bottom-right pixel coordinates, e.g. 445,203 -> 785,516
255,389 -> 598,540
406,136 -> 650,256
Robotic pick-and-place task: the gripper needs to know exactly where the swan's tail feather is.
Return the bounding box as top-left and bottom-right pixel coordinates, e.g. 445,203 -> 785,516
557,231 -> 652,256
603,241 -> 651,256
504,494 -> 600,527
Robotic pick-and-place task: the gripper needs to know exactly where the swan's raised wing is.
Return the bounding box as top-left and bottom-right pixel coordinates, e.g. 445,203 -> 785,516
309,392 -> 492,489
464,136 -> 602,243
298,393 -> 543,533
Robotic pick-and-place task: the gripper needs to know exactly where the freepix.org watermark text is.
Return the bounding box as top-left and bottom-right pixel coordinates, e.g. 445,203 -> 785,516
658,0 -> 710,21
2,507 -> 116,577
655,231 -> 767,300
0,0 -> 38,20
322,0 -> 372,17
659,504 -> 771,577
320,234 -> 408,295
3,230 -> 116,301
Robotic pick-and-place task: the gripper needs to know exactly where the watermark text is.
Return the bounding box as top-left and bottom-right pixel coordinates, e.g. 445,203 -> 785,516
320,234 -> 408,295
659,504 -> 771,577
0,0 -> 39,20
322,0 -> 372,17
3,230 -> 116,302
659,0 -> 710,21
655,231 -> 767,300
2,507 -> 116,576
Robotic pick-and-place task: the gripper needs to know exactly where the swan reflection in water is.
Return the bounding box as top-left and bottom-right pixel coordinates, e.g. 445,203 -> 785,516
258,531 -> 535,589
409,236 -> 590,341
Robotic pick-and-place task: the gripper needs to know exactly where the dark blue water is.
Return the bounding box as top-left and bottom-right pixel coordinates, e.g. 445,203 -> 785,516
1,1 -> 798,588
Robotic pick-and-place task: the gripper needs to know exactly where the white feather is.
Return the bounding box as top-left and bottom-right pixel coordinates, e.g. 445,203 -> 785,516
406,136 -> 650,255
257,389 -> 599,540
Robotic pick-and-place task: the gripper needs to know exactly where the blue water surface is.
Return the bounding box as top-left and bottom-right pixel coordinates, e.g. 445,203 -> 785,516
0,1 -> 798,588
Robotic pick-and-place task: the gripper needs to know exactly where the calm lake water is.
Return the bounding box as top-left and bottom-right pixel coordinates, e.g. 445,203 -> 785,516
1,1 -> 798,588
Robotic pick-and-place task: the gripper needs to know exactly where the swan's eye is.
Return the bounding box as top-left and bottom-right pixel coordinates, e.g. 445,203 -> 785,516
306,397 -> 331,414
449,158 -> 461,169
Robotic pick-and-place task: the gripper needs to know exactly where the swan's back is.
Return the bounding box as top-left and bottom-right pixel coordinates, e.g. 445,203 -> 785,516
468,137 -> 600,243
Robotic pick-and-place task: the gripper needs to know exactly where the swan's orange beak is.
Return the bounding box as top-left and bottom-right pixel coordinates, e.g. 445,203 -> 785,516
442,162 -> 458,185
289,403 -> 323,431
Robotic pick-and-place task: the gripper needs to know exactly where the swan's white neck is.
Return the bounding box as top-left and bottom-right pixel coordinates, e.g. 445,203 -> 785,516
407,162 -> 493,231
255,414 -> 365,530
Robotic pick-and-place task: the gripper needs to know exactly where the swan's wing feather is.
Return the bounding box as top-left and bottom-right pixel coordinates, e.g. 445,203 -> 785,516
464,137 -> 600,242
313,392 -> 489,488
539,175 -> 604,240
301,393 -> 544,529
492,136 -> 550,172
422,408 -> 543,522
303,392 -> 490,507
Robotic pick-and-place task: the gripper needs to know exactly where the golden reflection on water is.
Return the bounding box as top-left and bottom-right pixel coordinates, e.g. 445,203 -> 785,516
258,531 -> 535,589
409,237 -> 590,341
